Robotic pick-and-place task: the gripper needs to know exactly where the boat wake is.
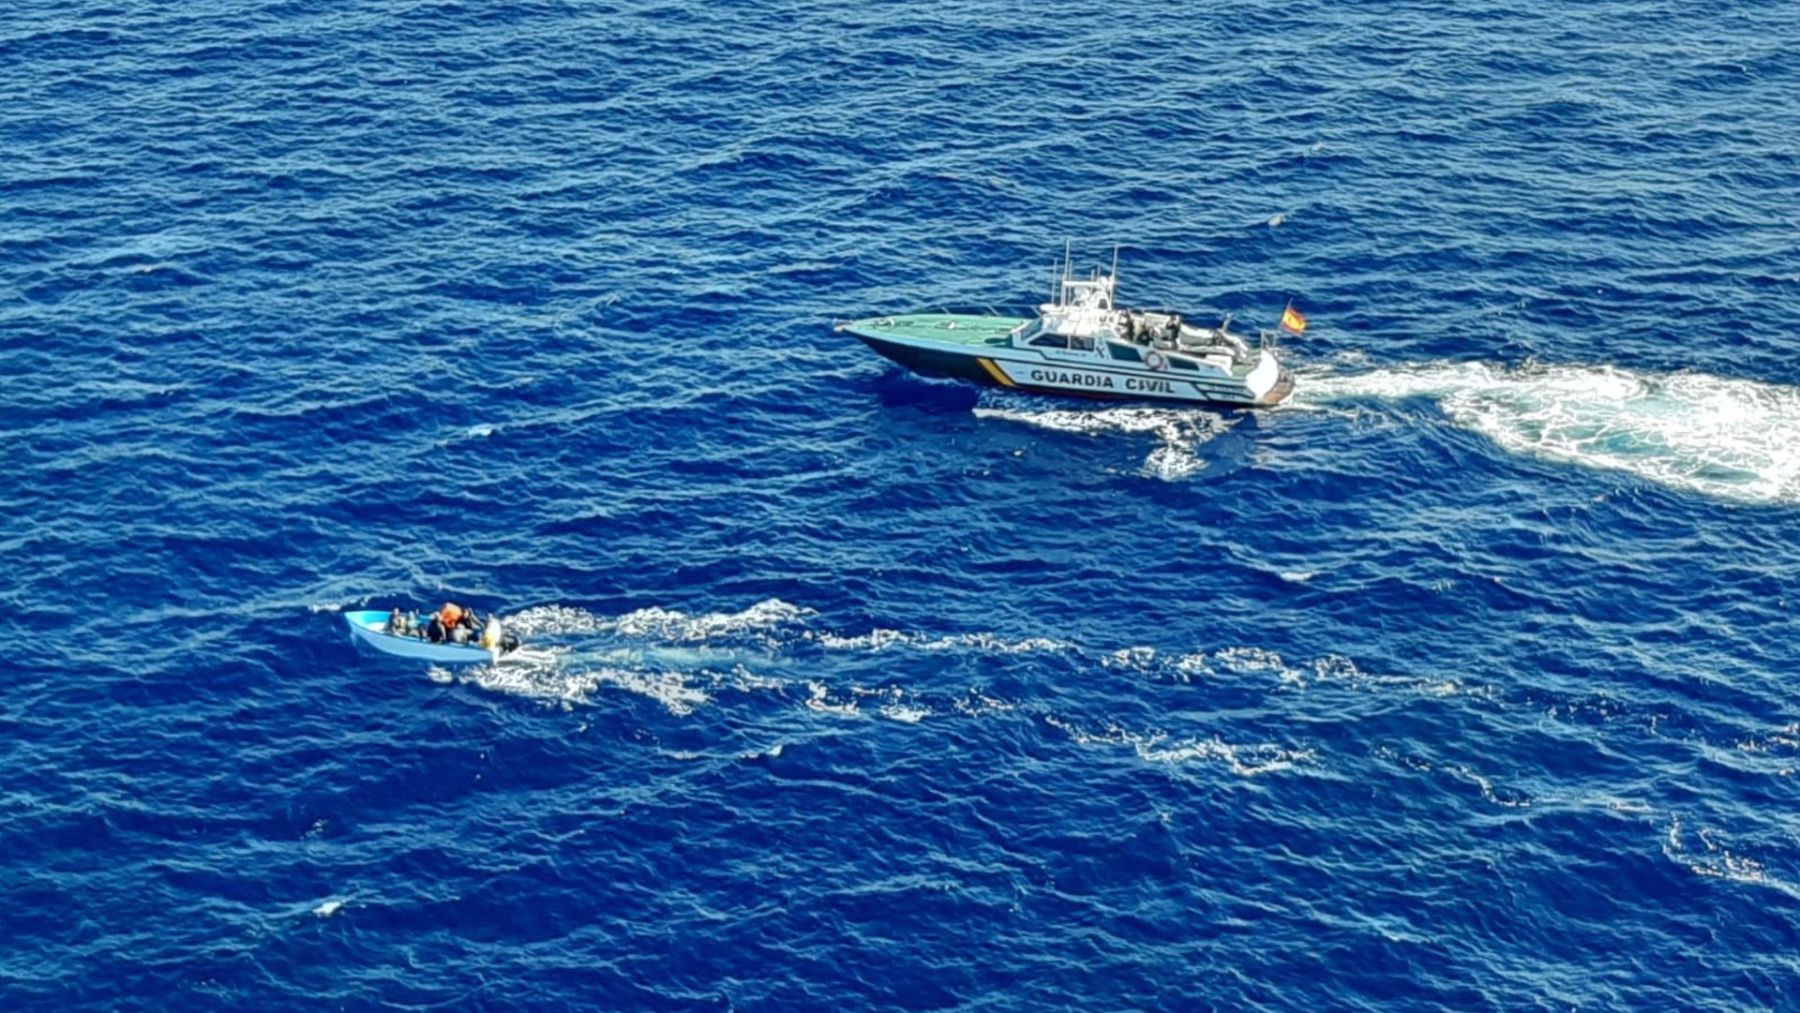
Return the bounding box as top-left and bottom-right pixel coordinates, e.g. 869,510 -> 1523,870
1292,360 -> 1800,505
972,391 -> 1237,480
421,598 -> 1367,777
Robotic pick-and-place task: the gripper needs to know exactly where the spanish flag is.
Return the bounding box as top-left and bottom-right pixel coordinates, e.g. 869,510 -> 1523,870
1280,303 -> 1307,335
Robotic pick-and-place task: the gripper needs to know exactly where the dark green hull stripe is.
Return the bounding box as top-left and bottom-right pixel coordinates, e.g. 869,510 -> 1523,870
855,333 -> 1000,385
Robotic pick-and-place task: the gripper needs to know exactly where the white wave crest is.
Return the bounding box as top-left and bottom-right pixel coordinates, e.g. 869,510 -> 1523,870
1295,360 -> 1800,504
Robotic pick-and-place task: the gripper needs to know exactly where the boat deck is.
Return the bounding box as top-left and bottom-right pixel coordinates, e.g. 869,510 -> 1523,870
843,313 -> 1025,346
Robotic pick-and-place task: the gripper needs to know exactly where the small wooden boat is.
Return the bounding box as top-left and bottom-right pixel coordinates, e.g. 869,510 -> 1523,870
343,610 -> 508,664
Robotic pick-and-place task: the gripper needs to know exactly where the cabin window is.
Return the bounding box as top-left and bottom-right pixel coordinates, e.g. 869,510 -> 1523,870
1069,336 -> 1096,351
1029,334 -> 1070,349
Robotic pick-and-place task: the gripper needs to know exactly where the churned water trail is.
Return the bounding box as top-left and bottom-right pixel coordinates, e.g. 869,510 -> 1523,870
1293,361 -> 1800,504
972,391 -> 1239,480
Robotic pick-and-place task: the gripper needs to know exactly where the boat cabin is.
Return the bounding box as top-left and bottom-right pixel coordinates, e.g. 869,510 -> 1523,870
1009,267 -> 1259,374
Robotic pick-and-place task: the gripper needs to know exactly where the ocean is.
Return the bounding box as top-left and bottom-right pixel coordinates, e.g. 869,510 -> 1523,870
5,0 -> 1799,1008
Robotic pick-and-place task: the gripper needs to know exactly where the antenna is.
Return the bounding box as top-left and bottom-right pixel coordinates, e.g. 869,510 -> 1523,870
1107,245 -> 1120,310
1062,239 -> 1072,284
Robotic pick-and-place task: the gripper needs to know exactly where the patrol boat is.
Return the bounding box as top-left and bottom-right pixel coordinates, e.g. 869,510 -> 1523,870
839,256 -> 1295,408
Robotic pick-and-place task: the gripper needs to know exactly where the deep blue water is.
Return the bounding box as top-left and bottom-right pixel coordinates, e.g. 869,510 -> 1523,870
6,0 -> 1800,1008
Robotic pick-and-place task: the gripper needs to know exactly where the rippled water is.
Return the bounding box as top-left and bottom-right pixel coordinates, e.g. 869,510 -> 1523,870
6,0 -> 1800,1008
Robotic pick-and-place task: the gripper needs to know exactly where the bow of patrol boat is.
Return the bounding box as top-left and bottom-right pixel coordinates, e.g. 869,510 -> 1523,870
837,313 -> 1028,385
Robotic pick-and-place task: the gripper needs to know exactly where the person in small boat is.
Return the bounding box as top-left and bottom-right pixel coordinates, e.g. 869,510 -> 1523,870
427,602 -> 463,643
485,614 -> 522,654
452,607 -> 480,644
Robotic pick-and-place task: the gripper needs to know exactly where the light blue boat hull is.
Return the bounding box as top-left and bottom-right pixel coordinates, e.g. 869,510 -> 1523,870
344,610 -> 495,664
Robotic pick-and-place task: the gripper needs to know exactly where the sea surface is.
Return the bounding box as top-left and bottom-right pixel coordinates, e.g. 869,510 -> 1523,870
5,0 -> 1800,1008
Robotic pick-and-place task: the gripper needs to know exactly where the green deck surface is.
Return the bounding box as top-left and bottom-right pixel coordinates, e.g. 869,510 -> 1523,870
847,313 -> 1026,346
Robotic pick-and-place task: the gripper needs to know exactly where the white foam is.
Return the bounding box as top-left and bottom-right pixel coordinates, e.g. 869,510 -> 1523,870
809,628 -> 1071,655
1134,737 -> 1316,777
469,659 -> 712,715
1046,716 -> 1313,777
1103,646 -> 1160,671
1662,816 -> 1795,896
312,899 -> 345,918
1210,646 -> 1300,681
952,691 -> 1017,717
1295,360 -> 1800,504
836,685 -> 931,722
588,667 -> 711,715
880,703 -> 931,723
505,598 -> 815,640
1166,647 -> 1470,697
1735,722 -> 1800,775
805,681 -> 860,716
972,392 -> 1232,480
501,604 -> 612,636
811,628 -> 917,652
610,599 -> 815,641
1445,764 -> 1532,808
